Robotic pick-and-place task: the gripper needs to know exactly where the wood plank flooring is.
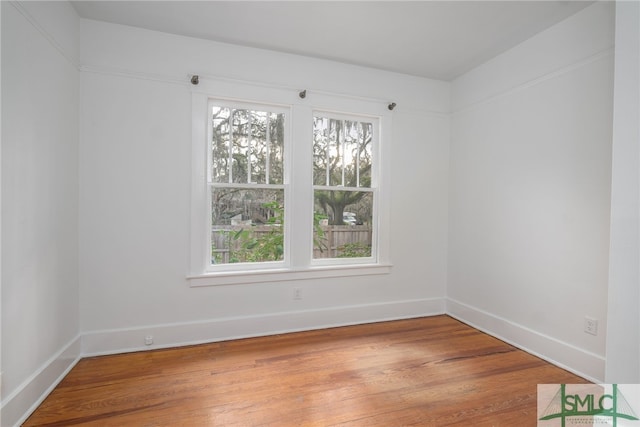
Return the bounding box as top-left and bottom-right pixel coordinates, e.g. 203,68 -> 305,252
23,316 -> 589,426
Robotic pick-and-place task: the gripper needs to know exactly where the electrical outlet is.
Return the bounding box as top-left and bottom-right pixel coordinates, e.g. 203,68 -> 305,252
293,287 -> 302,300
584,317 -> 598,336
145,335 -> 154,345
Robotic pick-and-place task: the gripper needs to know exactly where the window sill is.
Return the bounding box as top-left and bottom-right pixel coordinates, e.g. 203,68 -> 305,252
187,263 -> 393,287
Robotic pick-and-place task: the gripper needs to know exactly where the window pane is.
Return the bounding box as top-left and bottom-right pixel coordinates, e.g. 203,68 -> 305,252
211,187 -> 285,264
211,107 -> 231,183
358,122 -> 373,188
250,111 -> 268,184
211,106 -> 284,185
232,109 -> 249,184
312,116 -> 329,186
268,112 -> 285,185
313,189 -> 373,259
312,116 -> 372,188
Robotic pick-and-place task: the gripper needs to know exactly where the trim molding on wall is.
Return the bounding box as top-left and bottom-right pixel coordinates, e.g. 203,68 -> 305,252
1,335 -> 82,427
79,64 -> 450,118
9,1 -> 80,69
82,298 -> 446,357
446,298 -> 605,383
451,47 -> 614,116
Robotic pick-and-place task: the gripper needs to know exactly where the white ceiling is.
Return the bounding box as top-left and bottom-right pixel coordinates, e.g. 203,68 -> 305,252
71,1 -> 595,81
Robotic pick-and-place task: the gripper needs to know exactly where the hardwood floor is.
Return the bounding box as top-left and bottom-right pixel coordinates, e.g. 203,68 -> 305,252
23,316 -> 588,426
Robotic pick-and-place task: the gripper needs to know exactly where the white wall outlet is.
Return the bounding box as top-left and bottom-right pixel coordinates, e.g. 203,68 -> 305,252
293,287 -> 302,300
145,335 -> 154,345
584,317 -> 598,336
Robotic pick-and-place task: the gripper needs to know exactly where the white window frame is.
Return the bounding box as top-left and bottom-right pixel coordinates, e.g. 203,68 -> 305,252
188,80 -> 392,287
204,98 -> 291,273
310,110 -> 380,267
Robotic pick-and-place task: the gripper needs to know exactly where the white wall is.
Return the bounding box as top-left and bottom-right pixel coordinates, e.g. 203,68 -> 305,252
1,2 -> 81,425
605,0 -> 640,384
78,19 -> 450,354
448,2 -> 615,382
0,1 -> 625,424
0,0 -> 3,421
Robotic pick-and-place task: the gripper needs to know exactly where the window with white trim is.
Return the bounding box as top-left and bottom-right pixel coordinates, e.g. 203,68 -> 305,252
189,83 -> 391,285
312,113 -> 377,262
208,100 -> 288,266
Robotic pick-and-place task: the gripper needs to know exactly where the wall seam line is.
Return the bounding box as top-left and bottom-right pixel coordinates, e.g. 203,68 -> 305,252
9,1 -> 80,70
452,46 -> 614,116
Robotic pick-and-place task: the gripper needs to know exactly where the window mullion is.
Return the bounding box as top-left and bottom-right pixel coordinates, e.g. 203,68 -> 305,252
207,107 -> 213,185
247,111 -> 252,184
341,120 -> 346,187
356,122 -> 361,188
289,105 -> 313,269
228,110 -> 234,184
266,113 -> 271,185
325,118 -> 330,186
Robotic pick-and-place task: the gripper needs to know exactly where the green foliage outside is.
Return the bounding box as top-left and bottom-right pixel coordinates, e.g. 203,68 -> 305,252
336,242 -> 371,258
232,201 -> 284,262
215,202 -> 330,263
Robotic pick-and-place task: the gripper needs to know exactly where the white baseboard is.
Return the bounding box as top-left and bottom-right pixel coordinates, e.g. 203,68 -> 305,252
1,335 -> 82,427
82,298 -> 446,357
6,296 -> 607,426
446,298 -> 605,383
3,298 -> 444,426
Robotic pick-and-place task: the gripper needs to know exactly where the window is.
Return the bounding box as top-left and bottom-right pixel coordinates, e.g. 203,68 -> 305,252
312,113 -> 377,261
208,101 -> 288,266
190,83 -> 391,286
